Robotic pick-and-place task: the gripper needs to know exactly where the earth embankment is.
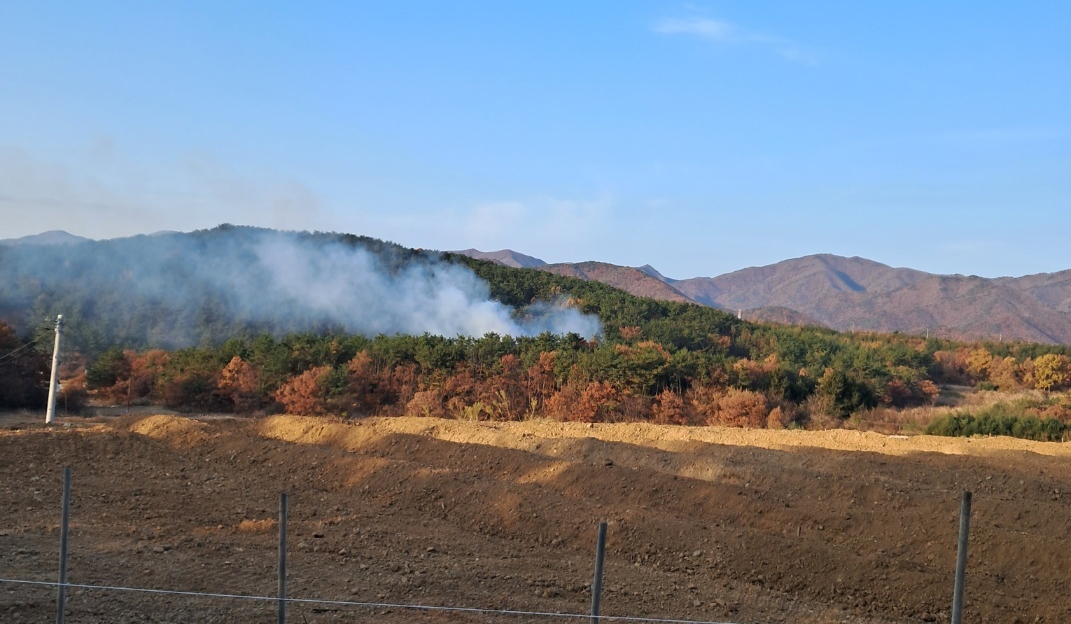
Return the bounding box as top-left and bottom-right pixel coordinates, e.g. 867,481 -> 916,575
2,414 -> 1070,623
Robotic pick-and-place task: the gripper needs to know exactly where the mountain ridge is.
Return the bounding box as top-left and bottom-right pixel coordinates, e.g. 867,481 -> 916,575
0,230 -> 90,246
454,249 -> 1071,344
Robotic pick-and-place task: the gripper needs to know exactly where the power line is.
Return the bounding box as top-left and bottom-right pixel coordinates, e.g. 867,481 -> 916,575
0,578 -> 742,624
0,334 -> 46,364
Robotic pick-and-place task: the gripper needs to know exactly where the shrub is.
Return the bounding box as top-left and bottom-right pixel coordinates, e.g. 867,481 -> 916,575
925,404 -> 1068,442
406,390 -> 445,418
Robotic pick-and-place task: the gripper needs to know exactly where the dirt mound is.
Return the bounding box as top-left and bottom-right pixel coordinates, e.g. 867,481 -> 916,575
122,414 -> 212,445
2,414 -> 1069,623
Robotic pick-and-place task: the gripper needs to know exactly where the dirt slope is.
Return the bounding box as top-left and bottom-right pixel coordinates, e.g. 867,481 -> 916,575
3,414 -> 1070,624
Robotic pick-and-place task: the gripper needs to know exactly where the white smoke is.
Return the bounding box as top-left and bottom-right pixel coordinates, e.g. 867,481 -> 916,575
0,227 -> 602,345
246,236 -> 600,338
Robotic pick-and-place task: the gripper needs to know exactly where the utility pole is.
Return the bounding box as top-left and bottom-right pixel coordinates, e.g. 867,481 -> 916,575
45,315 -> 64,425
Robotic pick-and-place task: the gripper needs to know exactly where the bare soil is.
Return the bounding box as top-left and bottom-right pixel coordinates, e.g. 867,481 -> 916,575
2,413 -> 1070,623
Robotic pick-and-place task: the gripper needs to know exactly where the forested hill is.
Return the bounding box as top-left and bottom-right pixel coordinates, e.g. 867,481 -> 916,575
4,226 -> 1071,422
0,225 -> 744,355
0,226 -> 505,353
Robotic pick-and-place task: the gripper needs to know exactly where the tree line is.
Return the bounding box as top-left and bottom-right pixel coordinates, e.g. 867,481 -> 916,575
49,327 -> 1067,427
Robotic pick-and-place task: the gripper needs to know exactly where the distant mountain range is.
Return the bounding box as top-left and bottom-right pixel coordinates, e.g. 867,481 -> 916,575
0,230 -> 180,247
456,249 -> 1071,344
0,230 -> 90,246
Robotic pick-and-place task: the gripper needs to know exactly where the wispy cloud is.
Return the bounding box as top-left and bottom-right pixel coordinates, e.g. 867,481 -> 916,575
654,16 -> 735,41
653,15 -> 817,65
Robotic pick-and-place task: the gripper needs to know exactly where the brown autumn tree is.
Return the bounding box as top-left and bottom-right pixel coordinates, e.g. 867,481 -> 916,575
480,354 -> 526,420
765,406 -> 787,429
344,351 -> 395,416
733,354 -> 780,389
443,365 -> 483,420
719,389 -> 770,427
932,349 -> 971,384
575,380 -> 619,422
544,382 -> 580,421
695,388 -> 770,428
690,385 -> 725,425
525,351 -> 558,417
652,387 -> 690,425
128,349 -> 171,402
918,379 -> 941,404
988,356 -> 1021,390
406,389 -> 446,418
274,366 -> 332,416
218,356 -> 263,413
881,378 -> 914,407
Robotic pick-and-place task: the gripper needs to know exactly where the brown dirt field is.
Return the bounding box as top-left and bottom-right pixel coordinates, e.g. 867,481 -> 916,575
2,414 -> 1070,624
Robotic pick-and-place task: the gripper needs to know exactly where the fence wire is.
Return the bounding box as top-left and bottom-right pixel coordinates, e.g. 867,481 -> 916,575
0,577 -> 742,624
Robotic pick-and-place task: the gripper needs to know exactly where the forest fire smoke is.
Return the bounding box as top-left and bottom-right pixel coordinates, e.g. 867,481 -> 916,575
247,235 -> 600,338
0,227 -> 601,347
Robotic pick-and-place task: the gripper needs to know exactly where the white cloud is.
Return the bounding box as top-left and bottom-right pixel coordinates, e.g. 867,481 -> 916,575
653,15 -> 818,65
653,17 -> 735,41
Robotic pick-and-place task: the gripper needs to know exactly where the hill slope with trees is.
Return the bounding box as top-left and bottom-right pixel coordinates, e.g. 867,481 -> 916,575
3,227 -> 1070,432
456,250 -> 1071,344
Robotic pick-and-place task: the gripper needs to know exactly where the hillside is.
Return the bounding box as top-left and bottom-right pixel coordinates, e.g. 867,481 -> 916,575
3,413 -> 1069,623
459,249 -> 1071,344
538,261 -> 693,304
0,227 -> 609,353
452,248 -> 547,269
676,256 -> 1071,344
0,230 -> 90,246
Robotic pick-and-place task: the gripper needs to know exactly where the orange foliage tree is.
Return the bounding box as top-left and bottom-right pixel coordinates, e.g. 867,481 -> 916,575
652,388 -> 691,425
274,366 -> 333,416
218,356 -> 263,412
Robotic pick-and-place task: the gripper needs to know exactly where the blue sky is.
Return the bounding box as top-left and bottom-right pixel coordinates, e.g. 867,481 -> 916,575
2,1 -> 1068,279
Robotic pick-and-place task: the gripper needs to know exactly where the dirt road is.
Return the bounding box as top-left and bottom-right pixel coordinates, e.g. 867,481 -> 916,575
2,414 -> 1069,623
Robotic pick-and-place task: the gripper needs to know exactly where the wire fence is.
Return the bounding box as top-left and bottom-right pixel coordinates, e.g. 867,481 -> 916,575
0,467 -> 757,624
0,466 -> 966,624
0,577 -> 744,624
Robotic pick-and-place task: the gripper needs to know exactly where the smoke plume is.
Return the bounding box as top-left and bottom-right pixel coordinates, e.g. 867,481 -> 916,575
243,235 -> 599,337
0,227 -> 601,348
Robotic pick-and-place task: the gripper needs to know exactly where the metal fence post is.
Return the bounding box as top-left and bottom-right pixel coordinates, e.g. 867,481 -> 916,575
590,521 -> 608,624
56,466 -> 71,624
951,491 -> 972,624
279,492 -> 288,624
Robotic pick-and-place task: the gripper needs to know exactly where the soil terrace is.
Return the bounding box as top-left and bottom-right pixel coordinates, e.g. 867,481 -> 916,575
2,413 -> 1070,623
